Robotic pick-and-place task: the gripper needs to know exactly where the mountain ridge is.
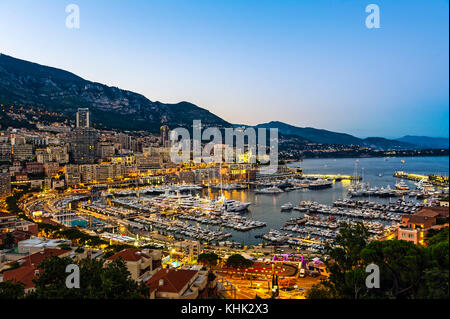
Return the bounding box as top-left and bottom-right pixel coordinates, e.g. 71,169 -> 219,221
0,54 -> 446,150
0,54 -> 230,132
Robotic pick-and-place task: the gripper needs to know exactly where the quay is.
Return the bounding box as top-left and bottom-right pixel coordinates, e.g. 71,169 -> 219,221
255,172 -> 361,181
393,171 -> 449,187
300,174 -> 362,181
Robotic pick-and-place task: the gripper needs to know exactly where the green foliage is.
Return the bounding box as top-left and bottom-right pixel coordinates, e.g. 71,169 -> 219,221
0,280 -> 25,299
426,227 -> 449,246
361,240 -> 427,298
2,232 -> 15,249
305,282 -> 334,299
198,253 -> 219,267
25,256 -> 149,299
225,254 -> 253,269
323,222 -> 370,298
307,224 -> 449,299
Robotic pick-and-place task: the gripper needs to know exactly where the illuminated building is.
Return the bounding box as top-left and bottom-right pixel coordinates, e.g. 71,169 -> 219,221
70,128 -> 98,164
0,168 -> 11,196
0,143 -> 11,162
76,108 -> 91,128
160,125 -> 170,147
106,248 -> 162,282
398,207 -> 449,245
12,143 -> 33,161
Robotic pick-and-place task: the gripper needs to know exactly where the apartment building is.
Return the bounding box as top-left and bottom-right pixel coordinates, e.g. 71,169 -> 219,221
146,267 -> 211,299
0,169 -> 11,196
398,207 -> 449,245
106,248 -> 162,282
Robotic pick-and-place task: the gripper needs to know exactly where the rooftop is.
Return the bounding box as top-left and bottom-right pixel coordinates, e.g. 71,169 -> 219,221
147,268 -> 198,294
106,248 -> 153,262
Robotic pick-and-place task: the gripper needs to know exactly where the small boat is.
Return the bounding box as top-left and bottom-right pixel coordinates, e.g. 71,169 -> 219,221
255,186 -> 284,194
281,202 -> 293,211
395,180 -> 409,190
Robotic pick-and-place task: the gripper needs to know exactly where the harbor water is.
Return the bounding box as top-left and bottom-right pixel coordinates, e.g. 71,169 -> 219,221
199,156 -> 449,245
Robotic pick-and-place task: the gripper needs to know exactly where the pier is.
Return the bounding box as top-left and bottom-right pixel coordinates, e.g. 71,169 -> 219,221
301,174 -> 362,181
393,171 -> 449,187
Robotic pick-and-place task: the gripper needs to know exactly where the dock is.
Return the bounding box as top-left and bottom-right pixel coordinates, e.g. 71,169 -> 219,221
393,171 -> 449,187
301,174 -> 362,181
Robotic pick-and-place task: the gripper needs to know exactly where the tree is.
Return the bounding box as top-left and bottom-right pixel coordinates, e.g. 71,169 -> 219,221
305,282 -> 333,299
99,259 -> 147,299
27,256 -> 78,299
198,253 -> 219,267
416,267 -> 449,299
323,222 -> 371,298
2,232 -> 15,249
25,256 -> 149,299
0,280 -> 25,299
225,254 -> 253,269
361,240 -> 427,298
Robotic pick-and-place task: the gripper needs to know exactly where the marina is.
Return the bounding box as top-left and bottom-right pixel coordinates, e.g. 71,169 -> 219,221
44,156 -> 448,249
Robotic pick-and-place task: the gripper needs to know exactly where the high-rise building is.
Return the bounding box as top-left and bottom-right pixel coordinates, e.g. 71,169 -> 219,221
117,133 -> 132,151
0,168 -> 12,196
12,143 -> 34,161
160,125 -> 169,147
76,108 -> 91,129
0,143 -> 11,162
70,128 -> 98,164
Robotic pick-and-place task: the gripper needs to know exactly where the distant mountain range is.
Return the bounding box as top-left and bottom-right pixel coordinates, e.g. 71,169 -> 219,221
395,135 -> 449,149
245,121 -> 425,150
0,54 -> 447,150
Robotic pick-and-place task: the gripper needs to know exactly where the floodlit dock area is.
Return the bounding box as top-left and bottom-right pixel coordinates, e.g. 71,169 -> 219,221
394,171 -> 449,187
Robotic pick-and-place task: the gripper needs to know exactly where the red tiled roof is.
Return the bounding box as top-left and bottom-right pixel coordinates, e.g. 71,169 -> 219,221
403,207 -> 449,225
13,248 -> 69,267
407,215 -> 435,224
147,269 -> 198,294
3,266 -> 37,289
418,207 -> 449,218
106,248 -> 152,262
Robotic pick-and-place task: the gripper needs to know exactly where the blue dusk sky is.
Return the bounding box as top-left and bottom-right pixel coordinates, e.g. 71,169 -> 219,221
0,0 -> 448,138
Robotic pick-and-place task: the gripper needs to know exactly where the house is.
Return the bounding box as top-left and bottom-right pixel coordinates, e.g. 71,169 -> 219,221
0,248 -> 71,293
146,268 -> 209,299
105,248 -> 162,282
398,207 -> 449,245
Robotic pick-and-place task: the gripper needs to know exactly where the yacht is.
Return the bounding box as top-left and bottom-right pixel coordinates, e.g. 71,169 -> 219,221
280,202 -> 293,211
308,180 -> 333,190
415,179 -> 435,191
220,197 -> 251,212
395,180 -> 409,190
255,186 -> 284,194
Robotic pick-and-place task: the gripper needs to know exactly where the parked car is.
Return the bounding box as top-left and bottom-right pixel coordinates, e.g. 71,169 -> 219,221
299,268 -> 306,278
